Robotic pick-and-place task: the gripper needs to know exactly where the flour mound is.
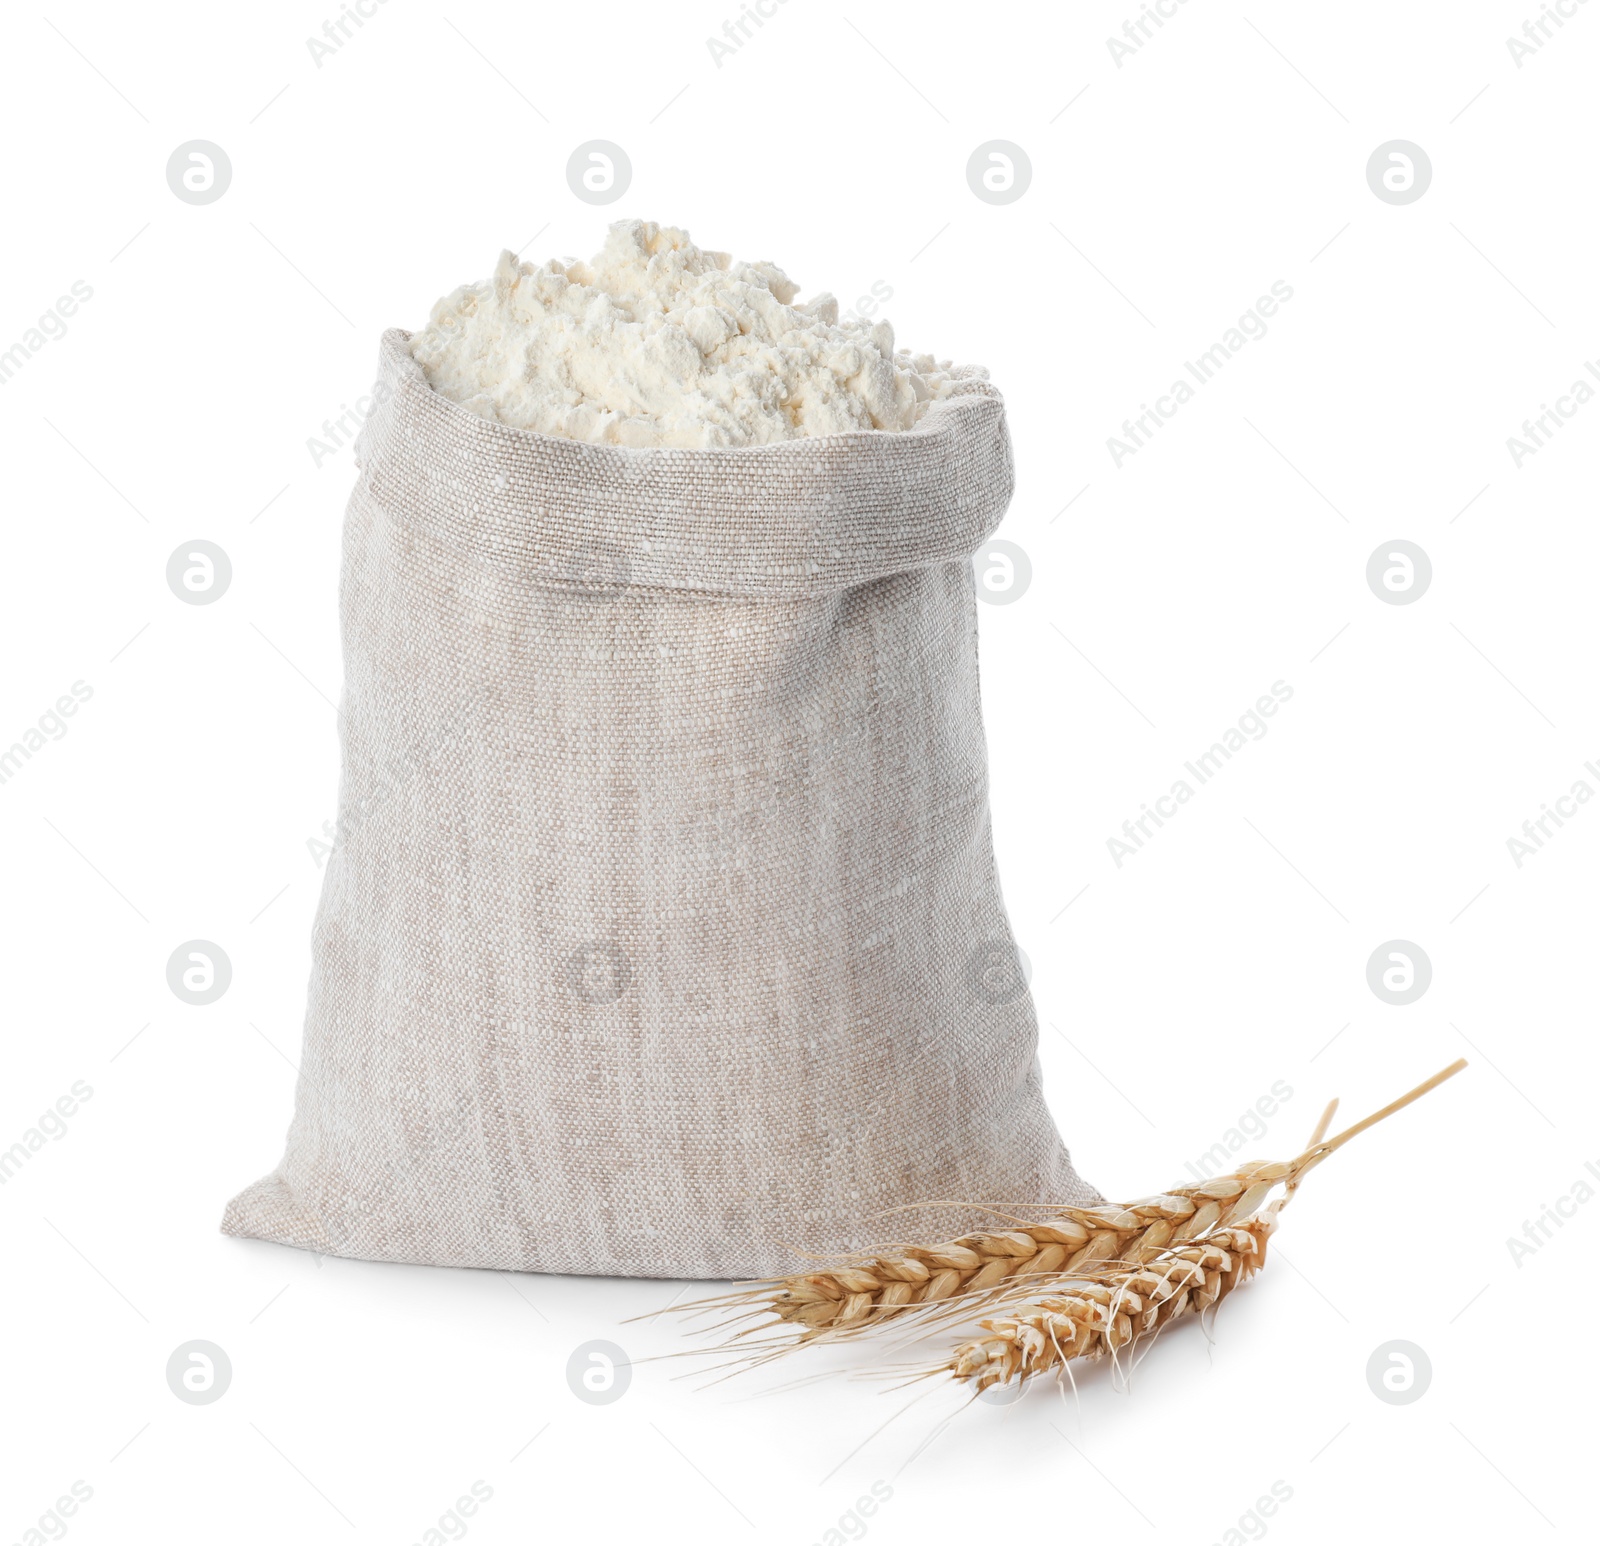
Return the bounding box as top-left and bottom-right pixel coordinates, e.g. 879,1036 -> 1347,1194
408,220 -> 960,448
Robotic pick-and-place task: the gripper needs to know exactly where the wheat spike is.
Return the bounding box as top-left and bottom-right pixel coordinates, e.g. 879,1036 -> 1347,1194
739,1164 -> 1290,1343
662,1061 -> 1465,1392
947,1214 -> 1274,1389
949,1223 -> 1269,1388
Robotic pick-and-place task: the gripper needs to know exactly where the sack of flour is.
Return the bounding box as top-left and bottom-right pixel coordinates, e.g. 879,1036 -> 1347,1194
222,327 -> 1095,1279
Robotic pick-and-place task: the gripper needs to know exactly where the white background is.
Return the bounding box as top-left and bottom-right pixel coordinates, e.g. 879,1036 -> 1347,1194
1,1 -> 1594,1541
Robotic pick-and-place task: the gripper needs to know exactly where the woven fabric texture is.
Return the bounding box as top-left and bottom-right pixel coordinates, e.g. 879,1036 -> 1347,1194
222,329 -> 1096,1279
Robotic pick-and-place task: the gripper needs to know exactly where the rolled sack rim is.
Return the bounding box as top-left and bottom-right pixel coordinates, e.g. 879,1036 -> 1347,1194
351,327 -> 1018,599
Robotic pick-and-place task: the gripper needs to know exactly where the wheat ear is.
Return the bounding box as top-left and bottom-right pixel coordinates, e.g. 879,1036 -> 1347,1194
711,1168 -> 1295,1345
665,1061 -> 1464,1385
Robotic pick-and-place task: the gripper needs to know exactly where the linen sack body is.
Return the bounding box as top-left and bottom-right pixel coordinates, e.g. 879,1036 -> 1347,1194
223,329 -> 1096,1280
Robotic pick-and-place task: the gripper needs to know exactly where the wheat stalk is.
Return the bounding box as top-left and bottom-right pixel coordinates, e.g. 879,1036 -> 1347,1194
664,1061 -> 1466,1392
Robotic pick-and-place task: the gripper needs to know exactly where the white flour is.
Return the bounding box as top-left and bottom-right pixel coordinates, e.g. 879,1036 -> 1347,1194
408,220 -> 959,448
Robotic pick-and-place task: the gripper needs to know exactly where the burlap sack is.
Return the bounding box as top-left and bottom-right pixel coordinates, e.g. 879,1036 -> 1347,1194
222,329 -> 1096,1279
